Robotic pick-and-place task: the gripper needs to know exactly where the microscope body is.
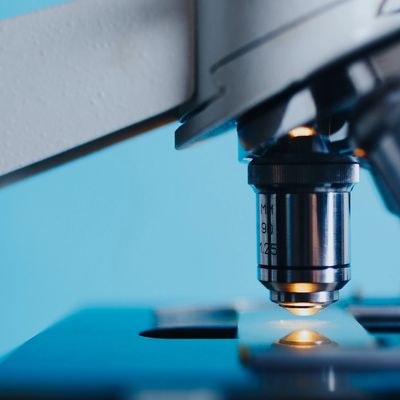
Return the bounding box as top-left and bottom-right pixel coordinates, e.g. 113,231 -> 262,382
1,0 -> 400,311
176,0 -> 400,311
2,3 -> 400,398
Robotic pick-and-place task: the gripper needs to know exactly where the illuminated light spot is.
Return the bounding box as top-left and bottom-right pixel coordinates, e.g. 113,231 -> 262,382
354,147 -> 367,158
286,307 -> 322,317
291,283 -> 319,293
277,282 -> 322,293
278,329 -> 333,348
288,126 -> 316,138
279,302 -> 326,317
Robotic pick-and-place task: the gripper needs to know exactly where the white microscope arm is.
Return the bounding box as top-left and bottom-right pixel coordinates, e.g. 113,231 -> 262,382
0,0 -> 194,182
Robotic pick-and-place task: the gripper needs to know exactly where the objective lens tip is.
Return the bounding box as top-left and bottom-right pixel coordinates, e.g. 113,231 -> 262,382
285,307 -> 322,317
280,303 -> 326,317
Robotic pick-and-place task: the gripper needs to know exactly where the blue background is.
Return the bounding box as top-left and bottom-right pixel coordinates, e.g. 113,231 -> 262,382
0,0 -> 399,357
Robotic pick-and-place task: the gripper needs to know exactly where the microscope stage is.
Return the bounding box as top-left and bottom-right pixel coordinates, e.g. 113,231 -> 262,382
0,301 -> 399,399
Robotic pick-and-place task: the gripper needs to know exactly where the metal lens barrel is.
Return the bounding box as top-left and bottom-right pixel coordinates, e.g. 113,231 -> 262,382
248,136 -> 359,315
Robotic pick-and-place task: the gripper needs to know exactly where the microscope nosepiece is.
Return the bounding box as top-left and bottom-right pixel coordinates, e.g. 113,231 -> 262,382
248,135 -> 359,315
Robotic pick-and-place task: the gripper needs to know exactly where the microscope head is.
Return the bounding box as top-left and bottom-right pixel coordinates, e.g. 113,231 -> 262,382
175,0 -> 400,313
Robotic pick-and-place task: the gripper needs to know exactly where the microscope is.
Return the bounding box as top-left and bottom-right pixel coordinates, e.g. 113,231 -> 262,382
1,0 -> 400,398
174,0 -> 400,316
1,0 -> 400,315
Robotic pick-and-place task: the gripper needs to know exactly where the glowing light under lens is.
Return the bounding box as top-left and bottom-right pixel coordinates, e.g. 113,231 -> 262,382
354,147 -> 367,158
278,329 -> 332,348
286,307 -> 322,317
288,126 -> 316,138
279,302 -> 325,317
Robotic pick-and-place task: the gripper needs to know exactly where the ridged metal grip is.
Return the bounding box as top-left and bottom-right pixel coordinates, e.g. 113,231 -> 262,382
249,163 -> 360,186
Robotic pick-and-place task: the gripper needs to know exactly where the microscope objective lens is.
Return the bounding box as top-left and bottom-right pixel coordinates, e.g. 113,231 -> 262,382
249,134 -> 359,314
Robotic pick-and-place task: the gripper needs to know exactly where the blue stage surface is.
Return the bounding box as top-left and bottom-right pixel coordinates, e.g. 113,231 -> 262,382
0,303 -> 399,399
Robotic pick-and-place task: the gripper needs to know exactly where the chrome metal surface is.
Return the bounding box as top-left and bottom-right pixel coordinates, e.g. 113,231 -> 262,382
258,266 -> 351,283
257,192 -> 350,267
271,290 -> 338,305
256,192 -> 352,311
259,266 -> 350,294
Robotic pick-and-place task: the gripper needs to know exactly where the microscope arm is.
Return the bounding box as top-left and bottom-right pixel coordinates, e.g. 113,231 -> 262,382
0,0 -> 194,184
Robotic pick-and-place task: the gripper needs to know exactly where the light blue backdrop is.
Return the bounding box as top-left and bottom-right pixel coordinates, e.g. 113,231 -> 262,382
0,0 -> 399,356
